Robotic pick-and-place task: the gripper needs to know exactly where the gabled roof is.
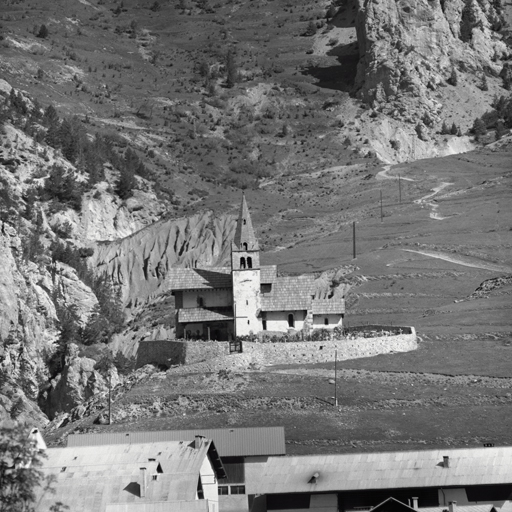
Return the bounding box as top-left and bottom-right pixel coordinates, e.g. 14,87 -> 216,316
35,439 -> 219,512
311,298 -> 345,315
370,497 -> 416,511
178,307 -> 233,323
232,194 -> 259,251
421,507 -> 499,512
67,427 -> 286,457
246,446 -> 512,495
261,275 -> 315,312
168,267 -> 232,291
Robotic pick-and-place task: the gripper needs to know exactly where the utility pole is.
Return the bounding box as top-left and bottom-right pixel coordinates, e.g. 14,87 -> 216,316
334,349 -> 338,407
352,221 -> 356,259
108,370 -> 112,425
380,190 -> 383,222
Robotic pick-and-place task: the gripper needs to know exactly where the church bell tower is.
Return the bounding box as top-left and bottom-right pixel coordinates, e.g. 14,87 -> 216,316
231,194 -> 262,337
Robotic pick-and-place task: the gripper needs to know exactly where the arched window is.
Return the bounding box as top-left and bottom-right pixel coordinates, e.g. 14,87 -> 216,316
324,318 -> 329,326
240,257 -> 246,269
243,219 -> 247,225
243,242 -> 248,251
247,257 -> 252,269
288,314 -> 295,328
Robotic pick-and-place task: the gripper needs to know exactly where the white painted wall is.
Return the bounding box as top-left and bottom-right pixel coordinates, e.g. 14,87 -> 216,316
182,289 -> 232,309
264,310 -> 307,332
199,453 -> 219,512
233,269 -> 262,336
312,314 -> 343,329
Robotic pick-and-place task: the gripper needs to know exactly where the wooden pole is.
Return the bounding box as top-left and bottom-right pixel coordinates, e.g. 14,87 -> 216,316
380,190 -> 383,222
399,174 -> 402,204
108,371 -> 112,425
352,221 -> 356,259
334,349 -> 338,407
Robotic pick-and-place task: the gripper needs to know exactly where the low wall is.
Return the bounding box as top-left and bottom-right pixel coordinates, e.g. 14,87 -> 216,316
136,339 -> 230,368
243,327 -> 417,366
155,327 -> 417,373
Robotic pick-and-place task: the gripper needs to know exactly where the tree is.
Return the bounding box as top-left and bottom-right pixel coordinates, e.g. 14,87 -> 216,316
450,122 -> 459,135
226,49 -> 238,88
116,166 -> 136,199
472,117 -> 487,140
0,426 -> 46,512
495,120 -> 507,139
305,20 -> 317,36
440,121 -> 450,134
36,24 -> 49,39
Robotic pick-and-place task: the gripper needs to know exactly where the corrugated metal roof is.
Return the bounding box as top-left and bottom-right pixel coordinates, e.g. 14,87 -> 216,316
311,298 -> 345,315
178,307 -> 233,323
246,446 -> 512,495
35,440 -> 213,512
67,427 -> 286,457
421,506 -> 497,512
261,276 -> 315,311
168,267 -> 231,291
106,501 -> 209,512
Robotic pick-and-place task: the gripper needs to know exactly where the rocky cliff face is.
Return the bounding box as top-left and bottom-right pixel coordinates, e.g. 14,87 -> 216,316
91,211 -> 237,308
353,0 -> 510,161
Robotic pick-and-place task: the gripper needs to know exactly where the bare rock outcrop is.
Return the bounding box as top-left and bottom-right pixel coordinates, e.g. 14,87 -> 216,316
354,0 -> 510,152
91,210 -> 237,308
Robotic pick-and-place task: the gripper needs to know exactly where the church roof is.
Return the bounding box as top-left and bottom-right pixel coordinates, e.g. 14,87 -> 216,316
261,265 -> 277,284
261,276 -> 316,311
178,307 -> 234,323
312,298 -> 345,315
232,194 -> 259,251
168,267 -> 231,291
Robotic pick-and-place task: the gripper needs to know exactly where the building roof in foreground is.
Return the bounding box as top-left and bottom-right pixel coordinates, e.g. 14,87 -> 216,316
168,267 -> 232,291
420,506 -> 499,512
35,439 -> 220,512
67,426 -> 286,458
106,501 -> 209,512
246,446 -> 512,495
260,265 -> 277,284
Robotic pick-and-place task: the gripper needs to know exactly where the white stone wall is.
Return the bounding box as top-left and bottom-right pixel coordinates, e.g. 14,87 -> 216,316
169,328 -> 417,374
312,314 -> 343,329
200,452 -> 219,512
233,269 -> 262,336
264,310 -> 307,332
182,289 -> 232,309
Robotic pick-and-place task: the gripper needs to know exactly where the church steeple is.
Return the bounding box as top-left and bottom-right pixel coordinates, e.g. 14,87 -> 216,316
232,193 -> 259,252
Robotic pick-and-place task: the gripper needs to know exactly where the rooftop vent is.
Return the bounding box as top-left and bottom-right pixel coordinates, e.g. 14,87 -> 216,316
308,472 -> 320,484
411,497 -> 419,510
443,456 -> 450,468
449,501 -> 457,512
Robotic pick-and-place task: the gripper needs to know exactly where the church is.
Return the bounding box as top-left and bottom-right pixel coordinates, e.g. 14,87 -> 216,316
168,196 -> 345,340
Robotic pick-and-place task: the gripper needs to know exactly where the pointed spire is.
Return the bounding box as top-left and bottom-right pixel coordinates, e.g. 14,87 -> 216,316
233,193 -> 259,251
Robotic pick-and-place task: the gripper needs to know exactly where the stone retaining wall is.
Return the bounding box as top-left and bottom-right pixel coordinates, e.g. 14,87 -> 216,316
136,339 -> 230,368
158,327 -> 417,374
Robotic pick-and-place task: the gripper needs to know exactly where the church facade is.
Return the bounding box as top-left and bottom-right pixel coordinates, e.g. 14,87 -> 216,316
168,196 -> 345,340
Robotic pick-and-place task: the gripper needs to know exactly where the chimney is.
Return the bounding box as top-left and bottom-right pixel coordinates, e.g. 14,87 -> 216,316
195,435 -> 204,449
443,456 -> 450,468
449,501 -> 457,512
411,497 -> 419,510
140,467 -> 147,498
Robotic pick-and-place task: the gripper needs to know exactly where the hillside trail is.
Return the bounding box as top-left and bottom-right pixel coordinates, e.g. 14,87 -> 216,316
401,248 -> 512,273
413,182 -> 453,220
377,164 -> 454,220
